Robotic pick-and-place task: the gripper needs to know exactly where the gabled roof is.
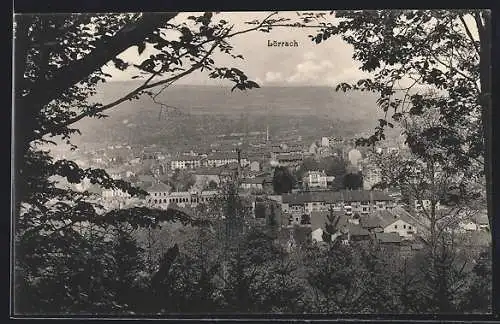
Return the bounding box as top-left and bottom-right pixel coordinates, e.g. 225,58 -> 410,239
364,208 -> 419,229
282,190 -> 394,204
370,209 -> 399,228
310,211 -> 349,232
206,152 -> 241,161
348,223 -> 370,237
193,168 -> 221,176
391,206 -> 422,227
242,177 -> 266,184
309,211 -> 329,231
304,170 -> 327,177
277,153 -> 303,161
360,215 -> 382,229
171,155 -> 205,161
376,232 -> 401,244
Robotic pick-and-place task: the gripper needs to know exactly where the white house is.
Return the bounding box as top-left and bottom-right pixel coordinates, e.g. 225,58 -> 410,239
475,213 -> 489,231
250,161 -> 261,172
367,209 -> 418,240
458,221 -> 478,232
205,153 -> 249,168
302,170 -> 329,189
240,177 -> 265,190
170,156 -> 204,170
383,219 -> 416,239
321,137 -> 330,147
102,188 -> 131,200
311,228 -> 324,242
309,142 -> 318,154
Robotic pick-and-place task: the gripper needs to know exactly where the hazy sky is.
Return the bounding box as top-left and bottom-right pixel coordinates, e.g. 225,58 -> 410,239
103,11 -> 370,87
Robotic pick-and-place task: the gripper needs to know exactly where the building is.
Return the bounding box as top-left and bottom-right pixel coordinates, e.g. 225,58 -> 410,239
281,190 -> 395,216
170,155 -> 205,170
205,152 -> 249,168
309,210 -> 371,244
240,177 -> 265,190
458,221 -> 478,232
302,170 -> 334,189
474,213 -> 489,231
250,161 -> 261,172
309,142 -> 318,154
375,232 -> 402,248
321,137 -> 330,147
146,188 -> 219,209
276,153 -> 303,168
361,208 -> 419,240
309,210 -> 347,242
347,223 -> 371,241
145,181 -> 171,205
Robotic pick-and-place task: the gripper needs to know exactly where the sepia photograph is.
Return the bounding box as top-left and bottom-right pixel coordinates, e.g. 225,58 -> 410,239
11,10 -> 492,317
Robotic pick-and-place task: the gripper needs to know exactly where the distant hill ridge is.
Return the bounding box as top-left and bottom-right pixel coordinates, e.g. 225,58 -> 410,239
71,82 -> 384,146
89,81 -> 380,118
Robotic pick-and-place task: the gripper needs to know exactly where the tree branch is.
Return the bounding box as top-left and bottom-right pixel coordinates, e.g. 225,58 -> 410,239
40,36 -> 223,138
39,13 -> 290,139
25,12 -> 179,110
458,14 -> 480,56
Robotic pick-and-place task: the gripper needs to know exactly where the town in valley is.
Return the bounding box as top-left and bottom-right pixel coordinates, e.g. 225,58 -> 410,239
49,114 -> 490,255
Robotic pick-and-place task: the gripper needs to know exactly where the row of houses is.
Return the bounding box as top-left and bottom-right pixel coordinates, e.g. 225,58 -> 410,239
280,189 -> 396,216
170,153 -> 251,170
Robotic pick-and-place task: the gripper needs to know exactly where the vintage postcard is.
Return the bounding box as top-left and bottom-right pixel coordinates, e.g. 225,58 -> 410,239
11,10 -> 492,318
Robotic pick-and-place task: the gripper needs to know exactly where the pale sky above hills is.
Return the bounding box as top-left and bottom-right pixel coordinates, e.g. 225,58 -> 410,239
102,10 -> 479,88
102,11 -> 371,87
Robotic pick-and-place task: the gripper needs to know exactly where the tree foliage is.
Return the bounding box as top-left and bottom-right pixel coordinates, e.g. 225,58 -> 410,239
294,9 -> 491,225
272,166 -> 295,194
168,169 -> 196,192
13,11 -> 279,315
13,10 -> 492,315
343,172 -> 363,190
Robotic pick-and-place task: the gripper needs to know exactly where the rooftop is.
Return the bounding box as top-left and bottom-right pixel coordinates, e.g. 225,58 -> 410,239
207,152 -> 246,161
277,153 -> 303,161
348,223 -> 370,237
193,168 -> 222,176
310,210 -> 349,232
282,190 -> 394,204
362,208 -> 419,229
171,155 -> 205,161
376,232 -> 401,244
241,177 -> 266,184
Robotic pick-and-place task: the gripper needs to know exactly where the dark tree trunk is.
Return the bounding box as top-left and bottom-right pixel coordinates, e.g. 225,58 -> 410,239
476,11 -> 492,229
